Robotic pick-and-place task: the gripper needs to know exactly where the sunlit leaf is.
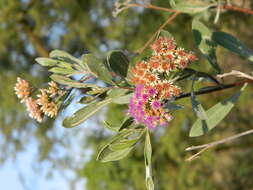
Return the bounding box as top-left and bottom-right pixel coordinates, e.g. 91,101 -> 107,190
109,129 -> 144,151
83,54 -> 113,84
35,57 -> 58,67
144,131 -> 154,190
212,32 -> 253,62
49,67 -> 75,75
112,92 -> 133,104
98,147 -> 133,162
107,88 -> 129,98
50,74 -> 97,88
170,0 -> 215,14
189,83 -> 248,137
49,49 -> 81,65
103,121 -> 121,132
97,129 -> 137,162
62,98 -> 112,128
78,96 -> 96,104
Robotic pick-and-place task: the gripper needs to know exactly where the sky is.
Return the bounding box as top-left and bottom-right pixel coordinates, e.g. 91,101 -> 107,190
0,95 -> 90,190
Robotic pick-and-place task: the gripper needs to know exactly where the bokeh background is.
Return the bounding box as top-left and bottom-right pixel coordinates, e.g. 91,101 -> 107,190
1,0 -> 253,189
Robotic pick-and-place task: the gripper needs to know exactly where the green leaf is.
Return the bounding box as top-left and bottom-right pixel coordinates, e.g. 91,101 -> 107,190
97,147 -> 133,162
192,19 -> 221,73
112,92 -> 133,104
83,54 -> 113,84
107,50 -> 129,78
49,49 -> 81,65
107,88 -> 129,98
78,96 -> 96,104
191,94 -> 207,121
212,32 -> 253,62
62,98 -> 112,128
97,129 -> 136,162
49,67 -> 75,75
103,121 -> 121,132
144,131 -> 152,165
170,0 -> 215,14
62,88 -> 127,128
35,57 -> 58,67
144,131 -> 154,190
159,30 -> 173,38
119,117 -> 134,131
191,79 -> 207,121
50,74 -> 97,88
189,83 -> 248,137
109,129 -> 144,151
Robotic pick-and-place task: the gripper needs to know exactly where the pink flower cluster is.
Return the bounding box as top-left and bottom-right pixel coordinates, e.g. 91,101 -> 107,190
128,36 -> 197,129
128,84 -> 172,129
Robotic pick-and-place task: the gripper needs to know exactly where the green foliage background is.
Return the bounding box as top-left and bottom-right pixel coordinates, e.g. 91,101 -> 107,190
0,0 -> 253,189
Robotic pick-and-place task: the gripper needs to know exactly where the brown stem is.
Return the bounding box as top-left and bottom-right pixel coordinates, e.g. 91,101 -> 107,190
135,12 -> 180,54
185,129 -> 253,161
223,5 -> 253,15
127,3 -> 253,15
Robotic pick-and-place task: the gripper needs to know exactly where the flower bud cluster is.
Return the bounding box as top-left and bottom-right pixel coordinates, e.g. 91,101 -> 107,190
14,78 -> 62,122
129,37 -> 196,129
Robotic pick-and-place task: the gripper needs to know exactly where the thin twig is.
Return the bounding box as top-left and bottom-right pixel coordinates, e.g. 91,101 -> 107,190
124,2 -> 253,15
135,12 -> 180,54
217,70 -> 253,81
185,129 -> 253,161
127,3 -> 177,13
223,5 -> 253,15
176,79 -> 251,100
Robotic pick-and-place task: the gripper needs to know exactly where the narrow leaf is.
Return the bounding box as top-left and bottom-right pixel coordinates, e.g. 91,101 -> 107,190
49,50 -> 81,65
35,57 -> 58,67
98,147 -> 133,162
97,129 -> 135,162
144,131 -> 154,190
49,67 -> 75,75
112,92 -> 133,104
109,129 -> 144,151
190,84 -> 248,137
50,74 -> 97,88
192,19 -> 221,73
212,32 -> 253,62
62,98 -> 112,128
119,117 -> 134,131
170,0 -> 215,14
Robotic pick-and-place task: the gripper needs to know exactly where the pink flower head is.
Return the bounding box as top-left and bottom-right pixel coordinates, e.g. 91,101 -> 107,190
148,88 -> 156,96
151,100 -> 161,109
142,94 -> 149,101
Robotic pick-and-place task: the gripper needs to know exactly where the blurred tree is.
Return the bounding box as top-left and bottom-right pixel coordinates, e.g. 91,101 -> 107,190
0,0 -> 253,189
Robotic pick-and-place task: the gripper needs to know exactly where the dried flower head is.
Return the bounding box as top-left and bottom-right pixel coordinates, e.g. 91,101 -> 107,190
47,81 -> 59,97
14,77 -> 31,102
25,98 -> 43,122
37,89 -> 58,118
42,102 -> 58,118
